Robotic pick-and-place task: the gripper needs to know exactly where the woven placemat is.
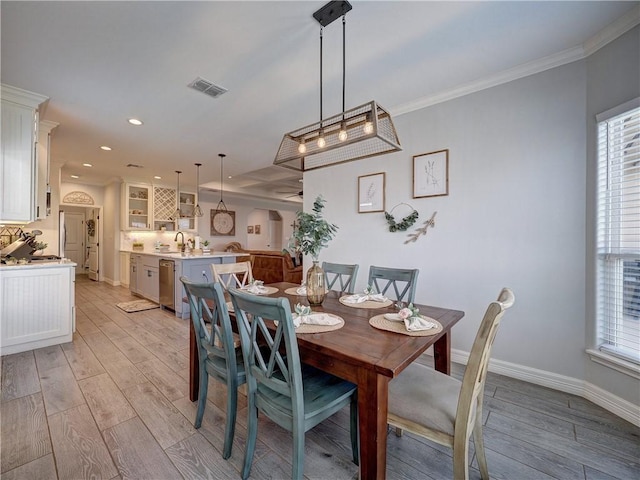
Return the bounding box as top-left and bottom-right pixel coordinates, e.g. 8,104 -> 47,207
275,314 -> 345,334
240,286 -> 279,295
339,296 -> 392,309
369,314 -> 443,336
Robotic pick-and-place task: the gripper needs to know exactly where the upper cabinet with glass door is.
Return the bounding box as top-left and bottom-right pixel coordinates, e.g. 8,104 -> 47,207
177,191 -> 196,231
122,183 -> 151,230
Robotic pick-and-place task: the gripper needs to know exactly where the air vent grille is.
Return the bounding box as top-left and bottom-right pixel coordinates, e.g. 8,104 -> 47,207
188,77 -> 228,99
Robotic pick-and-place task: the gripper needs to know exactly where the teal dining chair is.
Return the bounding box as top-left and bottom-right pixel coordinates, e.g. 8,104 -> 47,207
228,288 -> 359,480
322,261 -> 359,293
180,277 -> 246,460
388,288 -> 515,480
367,265 -> 419,304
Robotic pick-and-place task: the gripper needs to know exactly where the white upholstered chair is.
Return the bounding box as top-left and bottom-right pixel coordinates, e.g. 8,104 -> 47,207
387,288 -> 515,480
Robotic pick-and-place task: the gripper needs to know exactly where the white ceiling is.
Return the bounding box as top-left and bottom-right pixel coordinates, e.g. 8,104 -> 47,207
2,1 -> 637,203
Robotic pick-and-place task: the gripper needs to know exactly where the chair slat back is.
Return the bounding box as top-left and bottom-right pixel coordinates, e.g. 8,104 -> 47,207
322,262 -> 359,293
368,265 -> 419,303
229,289 -> 302,401
456,288 -> 515,434
180,277 -> 236,364
211,261 -> 254,290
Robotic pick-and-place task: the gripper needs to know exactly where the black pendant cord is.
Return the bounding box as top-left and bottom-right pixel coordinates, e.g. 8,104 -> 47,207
342,15 -> 346,116
319,26 -> 323,127
216,154 -> 227,212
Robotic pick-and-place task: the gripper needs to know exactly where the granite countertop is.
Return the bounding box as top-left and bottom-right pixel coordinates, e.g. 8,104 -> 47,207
121,250 -> 239,260
0,259 -> 77,270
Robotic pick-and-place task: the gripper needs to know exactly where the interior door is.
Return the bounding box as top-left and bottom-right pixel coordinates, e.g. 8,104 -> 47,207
64,211 -> 84,271
87,209 -> 99,281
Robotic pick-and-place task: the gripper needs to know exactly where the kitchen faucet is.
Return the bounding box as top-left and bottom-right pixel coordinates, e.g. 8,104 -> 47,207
174,231 -> 185,254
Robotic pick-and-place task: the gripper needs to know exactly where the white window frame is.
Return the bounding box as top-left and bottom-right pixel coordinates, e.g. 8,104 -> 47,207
593,98 -> 640,372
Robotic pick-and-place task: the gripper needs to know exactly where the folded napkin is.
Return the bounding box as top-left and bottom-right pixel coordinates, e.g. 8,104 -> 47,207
292,312 -> 341,328
296,284 -> 307,295
343,293 -> 387,304
242,282 -> 268,294
384,313 -> 435,331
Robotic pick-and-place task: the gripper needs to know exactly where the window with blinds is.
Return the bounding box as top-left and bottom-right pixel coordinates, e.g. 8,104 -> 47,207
596,99 -> 640,364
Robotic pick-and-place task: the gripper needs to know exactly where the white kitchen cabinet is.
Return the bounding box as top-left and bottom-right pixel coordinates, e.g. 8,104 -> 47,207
153,185 -> 177,231
122,183 -> 152,230
1,261 -> 76,355
177,191 -> 197,231
138,255 -> 159,302
35,120 -> 58,220
0,84 -> 48,224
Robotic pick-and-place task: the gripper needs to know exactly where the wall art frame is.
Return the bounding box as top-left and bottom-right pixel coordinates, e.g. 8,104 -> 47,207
413,149 -> 449,198
358,172 -> 385,213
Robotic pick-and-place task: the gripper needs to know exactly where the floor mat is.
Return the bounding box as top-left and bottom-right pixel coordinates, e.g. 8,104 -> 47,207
116,299 -> 159,313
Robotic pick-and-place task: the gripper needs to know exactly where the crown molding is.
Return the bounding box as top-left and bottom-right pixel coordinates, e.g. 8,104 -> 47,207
392,6 -> 640,117
584,4 -> 640,56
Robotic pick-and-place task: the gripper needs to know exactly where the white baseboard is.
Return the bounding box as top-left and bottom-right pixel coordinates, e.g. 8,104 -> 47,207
103,277 -> 119,286
446,349 -> 640,427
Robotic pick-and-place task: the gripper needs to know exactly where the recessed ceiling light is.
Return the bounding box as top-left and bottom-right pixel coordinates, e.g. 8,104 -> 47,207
71,174 -> 80,179
83,163 -> 93,167
128,118 -> 143,126
154,176 -> 162,180
228,175 -> 233,179
100,146 -> 112,151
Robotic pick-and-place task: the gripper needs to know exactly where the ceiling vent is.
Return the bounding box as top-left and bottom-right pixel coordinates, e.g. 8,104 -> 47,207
126,163 -> 144,168
188,77 -> 228,99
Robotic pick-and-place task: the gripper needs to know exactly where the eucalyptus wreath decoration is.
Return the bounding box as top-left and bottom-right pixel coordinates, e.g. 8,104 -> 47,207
384,204 -> 419,232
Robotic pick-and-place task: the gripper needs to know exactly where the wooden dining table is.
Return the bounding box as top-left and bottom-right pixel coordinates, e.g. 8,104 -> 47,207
188,282 -> 465,480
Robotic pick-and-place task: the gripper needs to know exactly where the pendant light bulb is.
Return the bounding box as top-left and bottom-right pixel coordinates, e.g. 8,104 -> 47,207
363,113 -> 374,134
338,122 -> 348,142
298,140 -> 307,154
193,163 -> 203,217
317,130 -> 326,148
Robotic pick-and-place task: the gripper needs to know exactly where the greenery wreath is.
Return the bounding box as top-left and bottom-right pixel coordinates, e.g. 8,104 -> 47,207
384,203 -> 419,232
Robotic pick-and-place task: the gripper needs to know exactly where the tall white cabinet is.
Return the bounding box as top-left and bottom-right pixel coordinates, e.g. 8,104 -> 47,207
0,84 -> 48,224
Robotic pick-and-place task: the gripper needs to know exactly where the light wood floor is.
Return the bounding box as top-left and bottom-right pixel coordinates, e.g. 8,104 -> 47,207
1,275 -> 639,479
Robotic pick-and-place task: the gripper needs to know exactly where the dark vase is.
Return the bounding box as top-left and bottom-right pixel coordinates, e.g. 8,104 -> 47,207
306,260 -> 326,305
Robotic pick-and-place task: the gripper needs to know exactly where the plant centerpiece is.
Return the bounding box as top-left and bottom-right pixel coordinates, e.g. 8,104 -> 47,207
292,195 -> 338,305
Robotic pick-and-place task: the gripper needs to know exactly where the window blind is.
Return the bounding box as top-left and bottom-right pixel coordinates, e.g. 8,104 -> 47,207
596,101 -> 640,363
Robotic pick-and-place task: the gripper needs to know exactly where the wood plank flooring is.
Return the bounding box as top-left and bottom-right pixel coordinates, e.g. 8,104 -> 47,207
1,275 -> 638,479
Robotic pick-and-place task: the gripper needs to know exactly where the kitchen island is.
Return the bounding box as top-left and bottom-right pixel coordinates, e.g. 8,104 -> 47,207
0,259 -> 76,355
122,250 -> 239,318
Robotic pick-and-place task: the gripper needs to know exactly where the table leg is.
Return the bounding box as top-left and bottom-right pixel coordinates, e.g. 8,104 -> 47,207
357,369 -> 389,480
189,320 -> 199,402
433,330 -> 451,375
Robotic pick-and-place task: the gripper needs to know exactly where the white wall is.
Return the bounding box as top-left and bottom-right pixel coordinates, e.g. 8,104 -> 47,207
305,28 -> 640,416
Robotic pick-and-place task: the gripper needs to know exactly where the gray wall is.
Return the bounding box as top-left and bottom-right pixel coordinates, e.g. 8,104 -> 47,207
585,26 -> 640,403
304,26 -> 639,409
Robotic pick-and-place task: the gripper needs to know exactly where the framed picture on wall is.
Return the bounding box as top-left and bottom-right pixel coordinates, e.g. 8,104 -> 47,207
358,172 -> 385,213
255,224 -> 261,234
247,226 -> 254,234
413,149 -> 449,198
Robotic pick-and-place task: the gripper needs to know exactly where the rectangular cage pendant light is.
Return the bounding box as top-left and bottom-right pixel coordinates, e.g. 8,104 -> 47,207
274,100 -> 401,172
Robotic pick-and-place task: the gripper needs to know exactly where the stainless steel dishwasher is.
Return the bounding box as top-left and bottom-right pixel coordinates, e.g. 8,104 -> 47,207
159,259 -> 175,311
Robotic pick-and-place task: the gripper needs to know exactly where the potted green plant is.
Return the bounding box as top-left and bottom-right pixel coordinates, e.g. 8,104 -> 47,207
202,239 -> 210,253
292,195 -> 338,305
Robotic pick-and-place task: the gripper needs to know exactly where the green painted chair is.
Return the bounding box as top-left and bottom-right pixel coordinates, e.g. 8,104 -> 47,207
367,265 -> 419,304
322,261 -> 359,293
228,288 -> 359,480
388,288 -> 515,480
180,277 -> 246,459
